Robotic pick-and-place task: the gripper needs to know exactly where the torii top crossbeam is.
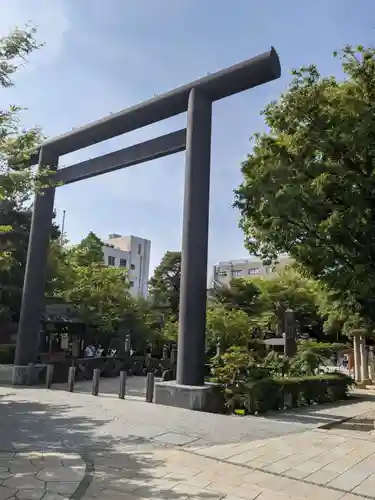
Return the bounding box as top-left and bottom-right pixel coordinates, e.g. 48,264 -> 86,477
28,48 -> 280,161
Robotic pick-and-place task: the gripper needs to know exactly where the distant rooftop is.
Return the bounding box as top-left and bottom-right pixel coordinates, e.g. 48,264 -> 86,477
216,254 -> 291,266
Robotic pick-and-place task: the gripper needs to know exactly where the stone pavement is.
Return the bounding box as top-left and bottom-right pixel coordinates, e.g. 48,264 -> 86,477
0,451 -> 86,499
0,384 -> 375,499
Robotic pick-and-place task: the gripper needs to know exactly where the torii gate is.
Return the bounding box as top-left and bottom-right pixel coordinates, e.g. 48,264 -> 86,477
14,47 -> 281,408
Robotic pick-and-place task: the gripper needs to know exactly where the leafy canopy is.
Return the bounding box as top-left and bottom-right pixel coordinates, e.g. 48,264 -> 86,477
0,25 -> 43,273
149,251 -> 181,317
235,46 -> 375,322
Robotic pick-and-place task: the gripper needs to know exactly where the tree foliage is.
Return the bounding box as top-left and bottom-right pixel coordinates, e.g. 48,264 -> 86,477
0,26 -> 63,323
59,233 -> 131,336
235,45 -> 375,323
211,278 -> 260,316
252,269 -> 323,337
0,25 -> 43,273
68,231 -> 104,267
206,306 -> 253,351
149,251 -> 181,317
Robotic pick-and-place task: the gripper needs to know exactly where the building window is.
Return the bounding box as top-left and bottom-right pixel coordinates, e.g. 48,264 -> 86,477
129,281 -> 134,287
130,264 -> 135,270
108,256 -> 115,266
120,258 -> 127,267
265,266 -> 273,274
137,243 -> 142,254
248,268 -> 261,276
217,271 -> 228,277
232,269 -> 242,277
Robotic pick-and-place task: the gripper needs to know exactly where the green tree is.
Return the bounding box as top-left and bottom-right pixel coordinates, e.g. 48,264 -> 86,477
211,278 -> 260,317
0,207 -> 60,320
0,26 -> 43,270
68,231 -> 104,267
121,298 -> 165,352
251,269 -> 323,338
206,306 -> 253,351
0,26 -> 63,321
63,263 -> 132,337
162,317 -> 179,343
234,45 -> 375,323
149,251 -> 181,318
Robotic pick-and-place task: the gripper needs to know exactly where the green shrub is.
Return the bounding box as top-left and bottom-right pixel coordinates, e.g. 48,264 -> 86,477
210,346 -> 270,412
210,346 -> 354,414
238,374 -> 353,414
297,340 -> 347,358
0,345 -> 15,364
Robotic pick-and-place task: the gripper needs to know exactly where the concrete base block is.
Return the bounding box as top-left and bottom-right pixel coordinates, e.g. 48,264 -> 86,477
357,380 -> 371,389
0,364 -> 46,385
154,380 -> 225,413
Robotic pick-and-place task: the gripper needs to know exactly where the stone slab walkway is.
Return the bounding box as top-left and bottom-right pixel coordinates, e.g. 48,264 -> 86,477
0,451 -> 86,499
0,385 -> 375,499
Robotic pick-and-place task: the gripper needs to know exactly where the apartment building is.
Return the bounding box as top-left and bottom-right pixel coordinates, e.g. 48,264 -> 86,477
102,234 -> 151,298
211,254 -> 293,288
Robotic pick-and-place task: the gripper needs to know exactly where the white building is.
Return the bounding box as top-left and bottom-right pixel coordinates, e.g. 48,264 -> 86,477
102,234 -> 151,298
211,255 -> 293,288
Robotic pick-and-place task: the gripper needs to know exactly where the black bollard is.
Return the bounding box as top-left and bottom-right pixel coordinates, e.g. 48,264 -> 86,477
119,370 -> 127,399
92,368 -> 100,396
145,372 -> 155,403
68,366 -> 76,392
45,364 -> 54,389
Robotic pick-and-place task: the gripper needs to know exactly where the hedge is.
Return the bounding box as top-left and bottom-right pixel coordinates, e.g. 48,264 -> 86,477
0,345 -> 15,364
234,373 -> 354,415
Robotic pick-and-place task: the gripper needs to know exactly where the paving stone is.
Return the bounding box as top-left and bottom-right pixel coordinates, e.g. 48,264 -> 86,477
36,466 -> 85,482
154,432 -> 199,445
31,458 -> 63,467
327,469 -> 372,491
42,494 -> 70,500
171,482 -> 226,498
3,474 -> 43,490
8,464 -> 41,474
90,490 -> 148,500
16,489 -> 46,500
45,481 -> 80,494
0,486 -> 17,500
340,495 -> 368,500
352,472 -> 375,497
305,468 -> 340,485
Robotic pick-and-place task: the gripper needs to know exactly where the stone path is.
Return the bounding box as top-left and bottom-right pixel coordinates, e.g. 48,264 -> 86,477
0,385 -> 375,499
0,451 -> 86,499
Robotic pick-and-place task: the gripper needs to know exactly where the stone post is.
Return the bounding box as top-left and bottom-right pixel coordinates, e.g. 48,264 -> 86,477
162,345 -> 169,361
369,346 -> 374,382
92,368 -> 100,396
284,309 -> 297,358
216,338 -> 221,356
353,332 -> 361,382
119,371 -> 127,399
124,334 -> 131,353
146,373 -> 155,403
360,334 -> 370,385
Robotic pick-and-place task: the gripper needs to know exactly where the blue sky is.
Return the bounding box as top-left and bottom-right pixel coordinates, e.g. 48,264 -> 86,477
0,0 -> 372,275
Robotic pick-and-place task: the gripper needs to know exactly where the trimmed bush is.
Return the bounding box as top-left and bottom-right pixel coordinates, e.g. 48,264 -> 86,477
239,373 -> 353,415
210,345 -> 354,415
0,345 -> 15,364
